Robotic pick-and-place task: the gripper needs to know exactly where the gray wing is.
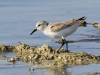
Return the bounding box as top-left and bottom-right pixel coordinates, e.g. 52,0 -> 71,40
49,20 -> 79,32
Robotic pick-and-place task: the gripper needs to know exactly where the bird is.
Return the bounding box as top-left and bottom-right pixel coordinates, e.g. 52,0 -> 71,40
30,16 -> 86,51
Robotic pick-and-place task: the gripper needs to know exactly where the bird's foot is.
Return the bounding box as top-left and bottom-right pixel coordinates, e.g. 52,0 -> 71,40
56,48 -> 60,54
65,49 -> 70,52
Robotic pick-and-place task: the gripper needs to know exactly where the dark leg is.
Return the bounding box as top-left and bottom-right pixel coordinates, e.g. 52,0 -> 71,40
57,39 -> 65,51
65,40 -> 68,50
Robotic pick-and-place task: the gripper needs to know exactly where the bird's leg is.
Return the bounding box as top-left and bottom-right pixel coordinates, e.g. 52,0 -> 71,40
64,40 -> 68,50
57,39 -> 65,51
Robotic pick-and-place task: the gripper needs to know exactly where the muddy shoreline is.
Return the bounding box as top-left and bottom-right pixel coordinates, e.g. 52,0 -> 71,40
0,43 -> 100,68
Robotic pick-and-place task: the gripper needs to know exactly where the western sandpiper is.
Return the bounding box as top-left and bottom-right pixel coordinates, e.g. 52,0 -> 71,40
30,16 -> 86,51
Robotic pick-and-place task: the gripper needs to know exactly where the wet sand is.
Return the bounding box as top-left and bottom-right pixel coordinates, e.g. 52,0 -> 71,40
0,43 -> 100,65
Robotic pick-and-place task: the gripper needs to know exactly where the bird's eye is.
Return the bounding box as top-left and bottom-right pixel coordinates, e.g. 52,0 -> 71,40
38,24 -> 41,26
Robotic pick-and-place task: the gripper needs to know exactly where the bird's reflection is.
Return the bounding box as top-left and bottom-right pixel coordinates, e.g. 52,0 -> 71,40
45,67 -> 71,75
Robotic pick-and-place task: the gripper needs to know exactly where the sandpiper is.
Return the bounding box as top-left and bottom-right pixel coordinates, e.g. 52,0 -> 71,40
30,16 -> 86,51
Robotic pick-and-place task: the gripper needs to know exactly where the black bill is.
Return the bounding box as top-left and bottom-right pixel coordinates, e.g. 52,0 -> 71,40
30,28 -> 37,35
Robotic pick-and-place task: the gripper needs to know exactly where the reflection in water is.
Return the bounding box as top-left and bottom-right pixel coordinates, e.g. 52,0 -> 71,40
74,39 -> 100,43
26,59 -> 100,75
27,60 -> 71,75
55,38 -> 100,44
79,21 -> 87,27
45,67 -> 71,75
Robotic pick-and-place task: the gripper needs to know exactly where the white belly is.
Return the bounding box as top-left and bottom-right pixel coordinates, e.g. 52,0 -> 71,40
43,23 -> 80,38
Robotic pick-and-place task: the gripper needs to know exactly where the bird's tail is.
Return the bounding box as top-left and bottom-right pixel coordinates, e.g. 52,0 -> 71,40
78,16 -> 87,21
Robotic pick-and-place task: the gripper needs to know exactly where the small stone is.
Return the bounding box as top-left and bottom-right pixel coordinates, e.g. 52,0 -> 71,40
34,54 -> 40,59
93,22 -> 100,29
0,45 -> 7,51
28,68 -> 34,71
7,58 -> 16,62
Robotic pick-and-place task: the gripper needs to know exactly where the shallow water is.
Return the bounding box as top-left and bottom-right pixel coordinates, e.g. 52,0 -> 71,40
0,0 -> 100,75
